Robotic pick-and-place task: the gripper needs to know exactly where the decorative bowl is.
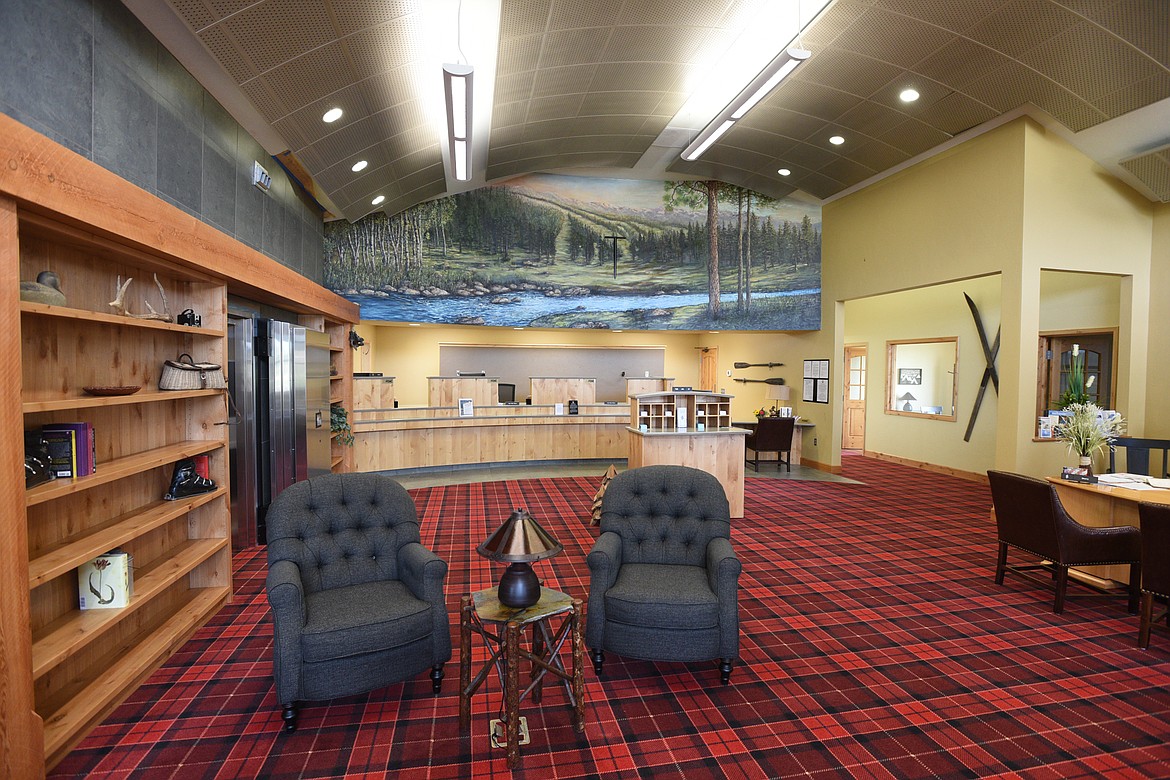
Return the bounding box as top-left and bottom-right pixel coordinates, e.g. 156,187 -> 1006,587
82,385 -> 142,396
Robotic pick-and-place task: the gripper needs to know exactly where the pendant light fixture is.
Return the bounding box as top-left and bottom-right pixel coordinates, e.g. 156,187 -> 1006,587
443,1 -> 473,182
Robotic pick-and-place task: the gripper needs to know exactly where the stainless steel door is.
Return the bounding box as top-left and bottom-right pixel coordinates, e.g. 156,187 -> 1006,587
227,316 -> 257,550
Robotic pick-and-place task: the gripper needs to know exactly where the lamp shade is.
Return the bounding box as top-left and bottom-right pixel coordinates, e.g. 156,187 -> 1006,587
897,392 -> 916,402
765,384 -> 791,402
477,508 -> 563,563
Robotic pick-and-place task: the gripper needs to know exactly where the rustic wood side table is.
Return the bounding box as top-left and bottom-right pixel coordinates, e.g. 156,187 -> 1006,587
459,586 -> 585,767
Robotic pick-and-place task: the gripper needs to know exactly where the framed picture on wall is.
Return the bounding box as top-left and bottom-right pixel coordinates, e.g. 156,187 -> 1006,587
898,368 -> 922,385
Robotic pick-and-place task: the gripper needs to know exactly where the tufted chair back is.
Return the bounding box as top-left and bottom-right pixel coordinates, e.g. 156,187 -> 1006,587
266,472 -> 421,595
599,465 -> 731,567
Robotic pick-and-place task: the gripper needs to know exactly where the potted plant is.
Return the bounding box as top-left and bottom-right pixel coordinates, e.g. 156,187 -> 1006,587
331,404 -> 355,446
1054,402 -> 1124,473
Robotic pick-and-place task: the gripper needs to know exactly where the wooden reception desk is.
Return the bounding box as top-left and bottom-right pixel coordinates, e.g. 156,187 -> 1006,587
1047,477 -> 1170,584
353,402 -> 628,471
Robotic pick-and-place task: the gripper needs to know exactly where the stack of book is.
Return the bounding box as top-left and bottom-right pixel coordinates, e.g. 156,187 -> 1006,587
41,422 -> 96,478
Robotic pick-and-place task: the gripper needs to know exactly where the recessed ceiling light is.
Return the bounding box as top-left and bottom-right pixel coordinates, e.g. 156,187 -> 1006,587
899,88 -> 920,102
777,168 -> 791,176
351,160 -> 368,172
829,135 -> 845,145
322,107 -> 343,123
371,195 -> 386,206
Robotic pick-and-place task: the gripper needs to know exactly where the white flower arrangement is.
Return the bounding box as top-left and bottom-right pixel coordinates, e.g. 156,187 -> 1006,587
1054,402 -> 1125,460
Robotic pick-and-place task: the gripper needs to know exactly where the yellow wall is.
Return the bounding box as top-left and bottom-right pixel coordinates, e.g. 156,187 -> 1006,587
1150,202 -> 1170,434
825,117 -> 1157,478
843,275 -> 1001,473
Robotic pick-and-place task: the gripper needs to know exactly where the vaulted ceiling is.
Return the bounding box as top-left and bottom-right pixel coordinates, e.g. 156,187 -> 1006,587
127,0 -> 1170,223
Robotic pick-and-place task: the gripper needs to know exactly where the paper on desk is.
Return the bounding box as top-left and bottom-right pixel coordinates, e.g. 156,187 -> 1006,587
1097,472 -> 1170,489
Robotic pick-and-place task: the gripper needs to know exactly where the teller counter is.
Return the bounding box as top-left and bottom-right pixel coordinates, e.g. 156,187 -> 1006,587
352,403 -> 629,472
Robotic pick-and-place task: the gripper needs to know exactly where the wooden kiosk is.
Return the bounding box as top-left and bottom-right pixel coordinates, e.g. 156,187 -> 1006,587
627,390 -> 749,517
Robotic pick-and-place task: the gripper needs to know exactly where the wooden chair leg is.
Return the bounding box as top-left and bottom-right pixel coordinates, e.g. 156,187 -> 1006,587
719,659 -> 732,685
994,542 -> 1008,585
431,663 -> 444,694
1139,592 -> 1154,649
591,648 -> 604,674
1054,567 -> 1069,614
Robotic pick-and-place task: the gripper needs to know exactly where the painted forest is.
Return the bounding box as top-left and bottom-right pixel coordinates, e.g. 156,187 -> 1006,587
324,176 -> 821,331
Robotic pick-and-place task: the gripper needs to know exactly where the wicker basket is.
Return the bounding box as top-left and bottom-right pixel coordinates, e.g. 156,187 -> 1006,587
159,353 -> 226,391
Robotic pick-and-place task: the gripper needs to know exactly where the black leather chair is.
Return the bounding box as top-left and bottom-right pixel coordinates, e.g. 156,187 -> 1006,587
744,416 -> 796,472
266,473 -> 451,731
586,465 -> 741,684
986,470 -> 1141,614
1108,437 -> 1170,478
1138,502 -> 1170,648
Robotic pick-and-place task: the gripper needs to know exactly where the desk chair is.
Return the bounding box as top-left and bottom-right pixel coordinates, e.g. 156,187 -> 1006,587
987,470 -> 1141,614
1108,437 -> 1170,478
744,416 -> 795,472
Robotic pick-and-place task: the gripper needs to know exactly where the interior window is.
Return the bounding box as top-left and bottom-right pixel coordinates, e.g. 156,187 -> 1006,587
885,338 -> 958,421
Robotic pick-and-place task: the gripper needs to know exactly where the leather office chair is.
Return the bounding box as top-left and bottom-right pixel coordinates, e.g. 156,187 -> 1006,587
986,470 -> 1141,614
1138,502 -> 1170,648
586,465 -> 741,685
266,473 -> 451,731
744,416 -> 796,472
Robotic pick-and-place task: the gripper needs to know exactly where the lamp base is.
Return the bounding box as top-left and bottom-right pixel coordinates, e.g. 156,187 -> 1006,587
497,562 -> 541,608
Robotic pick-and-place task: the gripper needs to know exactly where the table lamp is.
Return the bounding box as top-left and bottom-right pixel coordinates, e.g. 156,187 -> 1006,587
477,508 -> 563,608
898,391 -> 916,411
765,384 -> 791,415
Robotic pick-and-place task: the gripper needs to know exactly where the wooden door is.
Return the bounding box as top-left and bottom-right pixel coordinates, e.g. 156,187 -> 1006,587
699,346 -> 718,392
843,344 -> 867,450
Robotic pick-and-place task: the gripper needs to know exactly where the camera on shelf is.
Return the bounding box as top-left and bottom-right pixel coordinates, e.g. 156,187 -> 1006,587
177,308 -> 201,327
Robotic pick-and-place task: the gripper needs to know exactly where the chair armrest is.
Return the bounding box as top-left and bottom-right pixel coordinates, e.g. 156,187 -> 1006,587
587,532 -> 623,591
585,532 -> 623,649
266,559 -> 305,620
398,542 -> 452,663
398,542 -> 449,605
1063,522 -> 1141,564
705,537 -> 741,600
266,558 -> 306,705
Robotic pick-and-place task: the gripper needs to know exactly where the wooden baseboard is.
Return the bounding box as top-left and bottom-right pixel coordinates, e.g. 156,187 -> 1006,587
799,457 -> 838,474
862,450 -> 988,484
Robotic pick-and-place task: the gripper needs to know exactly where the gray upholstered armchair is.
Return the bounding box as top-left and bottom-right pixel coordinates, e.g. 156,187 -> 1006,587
586,465 -> 741,685
266,473 -> 451,731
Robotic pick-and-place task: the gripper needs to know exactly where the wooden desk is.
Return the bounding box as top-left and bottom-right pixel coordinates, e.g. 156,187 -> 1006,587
1049,477 -> 1170,583
628,428 -> 749,518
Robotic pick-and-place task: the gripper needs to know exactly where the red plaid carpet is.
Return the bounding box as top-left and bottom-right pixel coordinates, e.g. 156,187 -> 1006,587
51,454 -> 1170,778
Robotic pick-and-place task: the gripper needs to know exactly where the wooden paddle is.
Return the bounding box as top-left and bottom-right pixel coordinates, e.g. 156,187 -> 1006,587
733,362 -> 784,369
732,377 -> 787,384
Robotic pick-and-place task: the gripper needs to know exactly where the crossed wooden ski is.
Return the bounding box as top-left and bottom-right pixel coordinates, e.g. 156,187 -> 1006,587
964,293 -> 999,442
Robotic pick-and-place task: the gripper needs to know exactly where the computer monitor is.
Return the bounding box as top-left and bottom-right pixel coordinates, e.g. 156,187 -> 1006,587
498,383 -> 516,404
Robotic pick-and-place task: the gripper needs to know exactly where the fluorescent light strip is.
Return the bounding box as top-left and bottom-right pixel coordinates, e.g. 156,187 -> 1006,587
682,47 -> 810,162
443,63 -> 474,182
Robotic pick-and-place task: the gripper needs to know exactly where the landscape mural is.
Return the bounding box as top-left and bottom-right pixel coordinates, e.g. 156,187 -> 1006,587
324,174 -> 822,331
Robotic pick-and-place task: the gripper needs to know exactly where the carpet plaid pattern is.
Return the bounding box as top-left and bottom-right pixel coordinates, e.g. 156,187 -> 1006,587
51,454 -> 1170,779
